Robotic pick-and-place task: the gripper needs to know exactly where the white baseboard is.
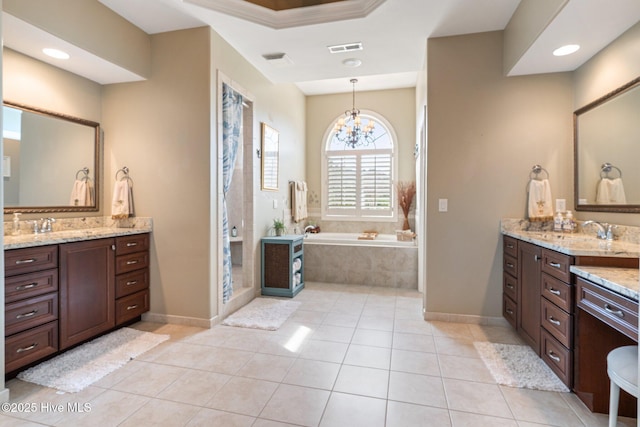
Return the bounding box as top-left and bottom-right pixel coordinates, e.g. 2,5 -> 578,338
425,311 -> 509,327
142,312 -> 220,329
0,387 -> 10,403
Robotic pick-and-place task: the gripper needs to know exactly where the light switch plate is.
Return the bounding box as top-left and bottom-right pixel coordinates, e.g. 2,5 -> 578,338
273,199 -> 278,209
555,199 -> 566,212
438,199 -> 448,212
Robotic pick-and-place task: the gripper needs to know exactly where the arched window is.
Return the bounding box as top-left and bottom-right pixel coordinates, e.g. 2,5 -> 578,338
322,111 -> 397,221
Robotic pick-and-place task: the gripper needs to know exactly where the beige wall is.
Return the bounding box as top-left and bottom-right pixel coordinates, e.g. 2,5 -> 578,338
305,87 -> 417,212
425,31 -> 573,317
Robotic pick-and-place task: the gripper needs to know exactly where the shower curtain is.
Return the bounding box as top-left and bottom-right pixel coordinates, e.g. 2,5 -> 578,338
222,83 -> 243,304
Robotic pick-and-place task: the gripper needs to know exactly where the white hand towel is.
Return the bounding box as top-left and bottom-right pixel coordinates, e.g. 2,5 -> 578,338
527,179 -> 554,221
292,180 -> 308,223
596,178 -> 627,204
111,179 -> 135,219
70,179 -> 88,206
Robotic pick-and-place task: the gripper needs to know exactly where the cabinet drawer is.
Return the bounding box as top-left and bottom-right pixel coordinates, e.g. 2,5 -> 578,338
503,273 -> 517,302
116,268 -> 149,299
5,321 -> 58,373
503,236 -> 518,258
5,293 -> 59,336
503,254 -> 518,278
541,273 -> 572,313
116,290 -> 150,325
5,246 -> 58,276
541,298 -> 572,348
576,277 -> 638,341
540,328 -> 571,387
5,269 -> 58,303
503,295 -> 517,328
116,252 -> 149,275
541,249 -> 572,283
115,234 -> 150,256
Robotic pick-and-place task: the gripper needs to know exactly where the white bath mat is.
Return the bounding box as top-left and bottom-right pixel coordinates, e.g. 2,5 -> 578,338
474,342 -> 569,392
222,298 -> 301,331
17,327 -> 169,393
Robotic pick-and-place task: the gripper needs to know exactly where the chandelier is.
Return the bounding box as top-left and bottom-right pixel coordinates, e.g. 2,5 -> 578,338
332,78 -> 375,148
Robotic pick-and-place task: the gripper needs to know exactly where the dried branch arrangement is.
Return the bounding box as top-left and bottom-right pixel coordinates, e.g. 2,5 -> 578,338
397,181 -> 416,230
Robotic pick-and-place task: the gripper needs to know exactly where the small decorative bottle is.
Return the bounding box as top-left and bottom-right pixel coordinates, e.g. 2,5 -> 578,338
562,211 -> 574,233
553,211 -> 563,232
11,212 -> 21,236
231,226 -> 237,237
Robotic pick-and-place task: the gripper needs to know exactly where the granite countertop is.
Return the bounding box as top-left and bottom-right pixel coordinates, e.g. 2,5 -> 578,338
4,218 -> 153,250
501,218 -> 640,258
570,266 -> 639,302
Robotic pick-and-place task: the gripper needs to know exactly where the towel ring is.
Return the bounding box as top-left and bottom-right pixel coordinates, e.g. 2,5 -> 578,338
529,164 -> 549,180
75,167 -> 90,180
115,166 -> 130,181
600,162 -> 622,179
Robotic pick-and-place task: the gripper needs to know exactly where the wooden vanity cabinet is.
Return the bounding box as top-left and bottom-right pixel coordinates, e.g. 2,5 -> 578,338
501,236 -> 518,328
5,232 -> 152,374
517,241 -> 542,355
4,246 -> 59,373
59,238 -> 116,350
114,234 -> 150,325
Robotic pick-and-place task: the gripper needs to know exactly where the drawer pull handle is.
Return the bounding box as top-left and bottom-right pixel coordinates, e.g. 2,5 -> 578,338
506,308 -> 514,315
548,351 -> 561,362
506,244 -> 514,249
548,316 -> 561,326
15,258 -> 36,265
126,304 -> 139,311
506,283 -> 514,289
126,280 -> 138,286
604,304 -> 624,318
16,282 -> 38,291
549,262 -> 561,269
548,288 -> 561,296
506,263 -> 515,268
126,242 -> 138,247
16,310 -> 38,319
126,260 -> 138,265
16,343 -> 38,353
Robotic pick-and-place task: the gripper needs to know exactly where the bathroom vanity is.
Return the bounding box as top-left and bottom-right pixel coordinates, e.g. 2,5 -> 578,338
4,224 -> 151,374
501,219 -> 638,417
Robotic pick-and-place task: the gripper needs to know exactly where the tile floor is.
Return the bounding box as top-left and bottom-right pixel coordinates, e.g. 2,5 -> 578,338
1,282 -> 637,426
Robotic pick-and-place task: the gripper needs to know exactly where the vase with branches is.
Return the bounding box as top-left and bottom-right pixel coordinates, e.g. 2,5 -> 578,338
397,181 -> 416,231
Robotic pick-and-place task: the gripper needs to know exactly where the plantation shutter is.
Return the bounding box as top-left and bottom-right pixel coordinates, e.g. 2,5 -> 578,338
361,154 -> 392,211
327,155 -> 357,211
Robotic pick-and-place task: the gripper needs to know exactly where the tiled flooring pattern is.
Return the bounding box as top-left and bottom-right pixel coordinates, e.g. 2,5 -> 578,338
1,282 -> 637,426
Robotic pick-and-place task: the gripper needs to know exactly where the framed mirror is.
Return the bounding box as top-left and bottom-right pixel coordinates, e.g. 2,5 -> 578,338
261,122 -> 279,191
574,76 -> 640,213
3,101 -> 100,214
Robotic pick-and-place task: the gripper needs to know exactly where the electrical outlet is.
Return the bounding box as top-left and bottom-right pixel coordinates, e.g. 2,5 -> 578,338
555,199 -> 566,212
438,199 -> 448,212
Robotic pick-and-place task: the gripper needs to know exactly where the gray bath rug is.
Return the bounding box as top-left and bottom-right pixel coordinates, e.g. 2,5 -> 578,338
474,341 -> 570,392
222,298 -> 301,331
17,327 -> 169,393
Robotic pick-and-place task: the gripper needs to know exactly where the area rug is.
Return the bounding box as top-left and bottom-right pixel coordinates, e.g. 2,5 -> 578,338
17,327 -> 169,393
222,298 -> 301,331
474,342 -> 569,392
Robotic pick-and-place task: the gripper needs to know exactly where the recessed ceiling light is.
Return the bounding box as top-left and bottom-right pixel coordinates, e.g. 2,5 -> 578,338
43,48 -> 70,59
553,44 -> 580,56
342,58 -> 362,68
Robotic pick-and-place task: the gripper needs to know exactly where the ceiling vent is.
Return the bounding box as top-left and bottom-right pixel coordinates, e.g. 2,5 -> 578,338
328,42 -> 363,54
262,52 -> 294,66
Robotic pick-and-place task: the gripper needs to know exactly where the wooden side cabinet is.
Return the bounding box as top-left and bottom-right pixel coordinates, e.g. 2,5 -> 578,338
59,238 -> 115,350
261,235 -> 304,298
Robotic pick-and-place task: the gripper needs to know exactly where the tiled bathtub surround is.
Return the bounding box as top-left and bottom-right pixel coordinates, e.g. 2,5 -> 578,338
303,242 -> 418,288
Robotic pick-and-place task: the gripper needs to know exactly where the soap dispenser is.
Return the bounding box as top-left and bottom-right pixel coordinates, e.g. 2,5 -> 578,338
12,212 -> 21,236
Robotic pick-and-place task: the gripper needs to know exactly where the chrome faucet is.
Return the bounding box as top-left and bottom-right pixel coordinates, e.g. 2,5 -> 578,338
582,220 -> 613,241
31,218 -> 56,234
304,225 -> 316,237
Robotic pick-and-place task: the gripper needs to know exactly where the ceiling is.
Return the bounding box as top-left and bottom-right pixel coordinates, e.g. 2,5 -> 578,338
4,0 -> 640,95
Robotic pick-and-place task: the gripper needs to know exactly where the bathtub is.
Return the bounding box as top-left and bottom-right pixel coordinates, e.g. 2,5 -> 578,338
303,232 -> 416,248
303,232 -> 418,289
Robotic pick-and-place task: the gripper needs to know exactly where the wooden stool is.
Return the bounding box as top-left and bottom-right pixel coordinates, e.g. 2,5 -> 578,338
607,346 -> 638,427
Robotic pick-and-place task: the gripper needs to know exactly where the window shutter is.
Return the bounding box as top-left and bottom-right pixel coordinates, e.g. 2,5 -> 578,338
360,154 -> 392,210
327,155 -> 357,209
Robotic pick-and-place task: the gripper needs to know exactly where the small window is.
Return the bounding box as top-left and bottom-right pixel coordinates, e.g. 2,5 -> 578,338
322,112 -> 396,221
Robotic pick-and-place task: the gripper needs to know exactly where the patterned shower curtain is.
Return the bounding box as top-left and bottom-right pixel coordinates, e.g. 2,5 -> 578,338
222,83 -> 243,304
